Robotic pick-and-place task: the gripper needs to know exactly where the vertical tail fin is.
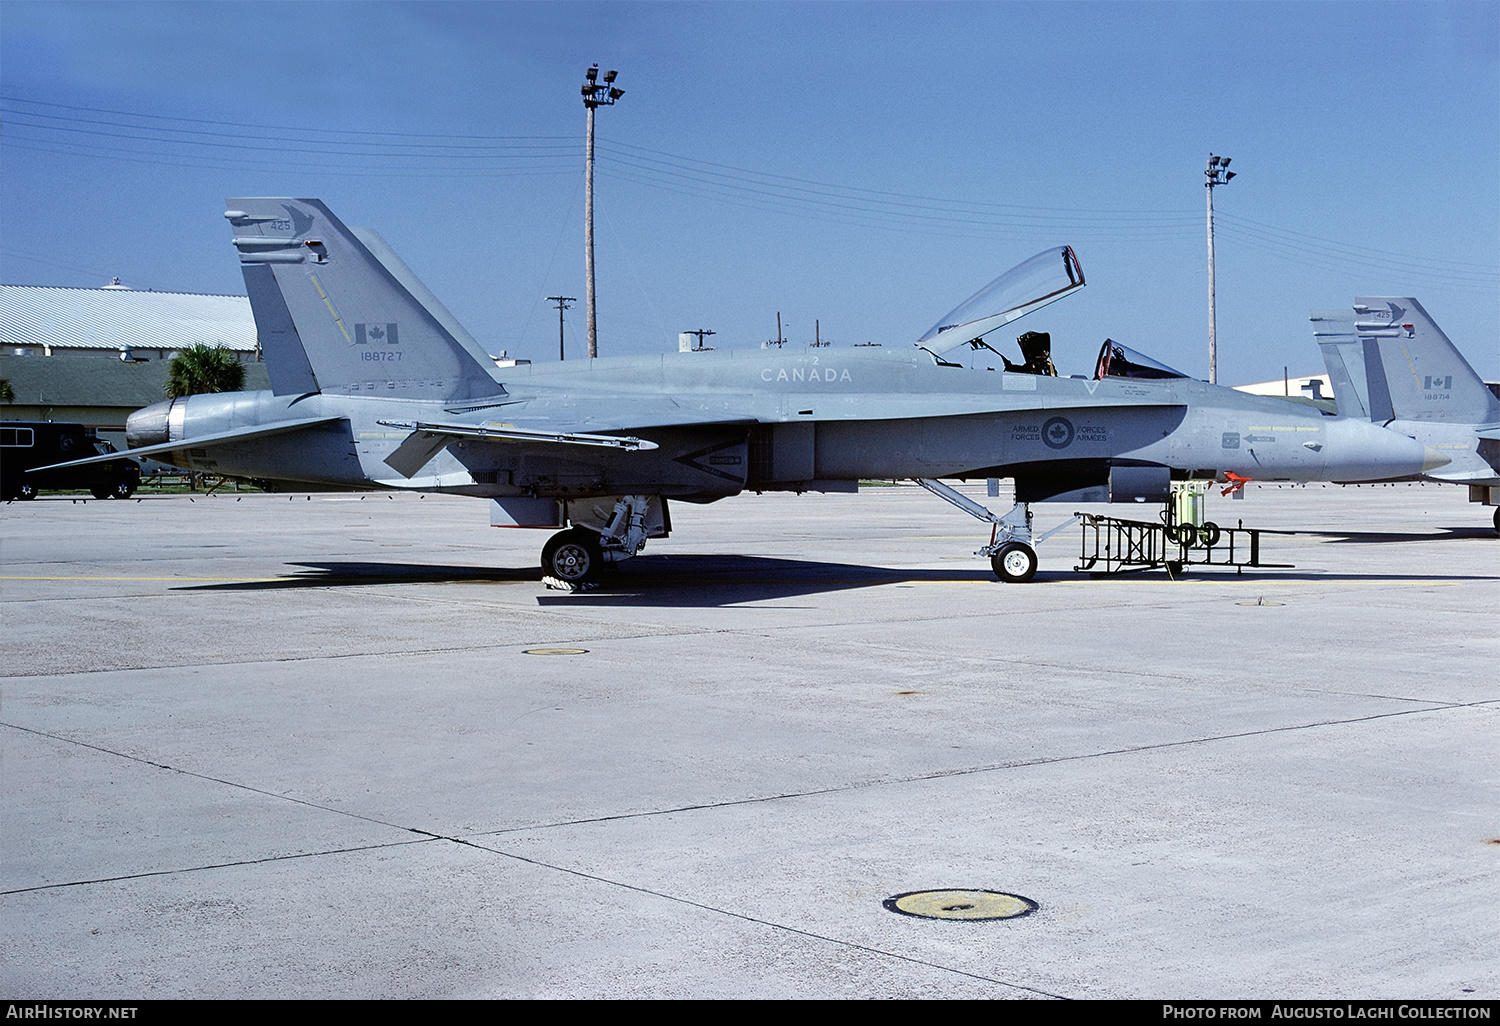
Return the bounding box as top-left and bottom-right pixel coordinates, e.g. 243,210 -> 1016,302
225,198 -> 503,401
1311,297 -> 1499,425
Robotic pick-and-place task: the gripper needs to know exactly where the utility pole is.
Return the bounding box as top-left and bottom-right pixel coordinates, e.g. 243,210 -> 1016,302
547,295 -> 575,361
582,65 -> 624,359
765,312 -> 786,348
1205,153 -> 1236,384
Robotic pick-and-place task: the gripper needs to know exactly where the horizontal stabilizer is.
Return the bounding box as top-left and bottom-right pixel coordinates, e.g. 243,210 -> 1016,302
30,415 -> 345,473
378,419 -> 658,479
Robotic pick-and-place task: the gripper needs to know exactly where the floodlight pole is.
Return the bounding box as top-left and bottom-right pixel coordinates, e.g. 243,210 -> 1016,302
548,295 -> 575,361
582,65 -> 624,359
1205,153 -> 1235,384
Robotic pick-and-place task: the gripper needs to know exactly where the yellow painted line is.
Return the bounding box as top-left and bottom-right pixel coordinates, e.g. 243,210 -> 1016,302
1400,341 -> 1421,386
308,273 -> 353,344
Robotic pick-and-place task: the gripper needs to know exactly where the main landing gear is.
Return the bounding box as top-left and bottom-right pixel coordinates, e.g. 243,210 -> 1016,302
540,494 -> 656,585
541,527 -> 602,584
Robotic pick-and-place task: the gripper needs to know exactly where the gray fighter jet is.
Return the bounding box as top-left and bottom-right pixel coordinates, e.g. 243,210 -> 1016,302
1311,297 -> 1500,532
44,198 -> 1446,582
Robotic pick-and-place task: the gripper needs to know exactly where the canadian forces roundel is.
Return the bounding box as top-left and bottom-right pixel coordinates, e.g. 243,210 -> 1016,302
1042,416 -> 1075,449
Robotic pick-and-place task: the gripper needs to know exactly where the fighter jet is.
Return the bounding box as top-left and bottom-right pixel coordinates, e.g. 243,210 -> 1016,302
1311,297 -> 1500,533
42,198 -> 1446,583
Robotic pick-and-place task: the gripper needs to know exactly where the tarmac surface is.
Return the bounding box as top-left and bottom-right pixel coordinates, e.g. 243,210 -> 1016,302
2,481 -> 1496,999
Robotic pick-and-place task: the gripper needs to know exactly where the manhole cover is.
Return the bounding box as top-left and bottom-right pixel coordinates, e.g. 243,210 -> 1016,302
883,889 -> 1037,921
522,648 -> 589,656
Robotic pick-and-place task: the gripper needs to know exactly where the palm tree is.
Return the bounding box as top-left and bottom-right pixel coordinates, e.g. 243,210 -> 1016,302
167,344 -> 244,398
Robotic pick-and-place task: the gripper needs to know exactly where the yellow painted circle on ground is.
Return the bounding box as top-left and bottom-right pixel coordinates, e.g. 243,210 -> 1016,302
884,889 -> 1036,921
522,648 -> 589,656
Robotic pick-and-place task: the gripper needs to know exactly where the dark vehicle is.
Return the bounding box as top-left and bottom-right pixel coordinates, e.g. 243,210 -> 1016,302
1,421 -> 141,500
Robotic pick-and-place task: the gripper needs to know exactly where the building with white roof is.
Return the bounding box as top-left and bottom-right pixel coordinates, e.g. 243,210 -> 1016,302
0,282 -> 267,434
0,283 -> 257,363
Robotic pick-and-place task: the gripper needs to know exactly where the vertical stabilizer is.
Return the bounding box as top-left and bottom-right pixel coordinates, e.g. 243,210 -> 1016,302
1313,298 -> 1498,426
226,199 -> 503,401
1310,309 -> 1371,418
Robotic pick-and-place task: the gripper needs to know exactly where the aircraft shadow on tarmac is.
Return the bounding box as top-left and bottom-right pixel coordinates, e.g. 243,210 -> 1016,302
179,554 -> 998,605
173,550 -> 1493,605
1299,526 -> 1499,545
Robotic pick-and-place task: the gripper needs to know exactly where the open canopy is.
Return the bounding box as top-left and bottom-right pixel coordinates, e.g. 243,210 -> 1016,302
918,245 -> 1085,356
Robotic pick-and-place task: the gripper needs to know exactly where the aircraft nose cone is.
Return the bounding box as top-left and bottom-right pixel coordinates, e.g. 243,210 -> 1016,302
1325,418 -> 1434,482
1421,446 -> 1452,473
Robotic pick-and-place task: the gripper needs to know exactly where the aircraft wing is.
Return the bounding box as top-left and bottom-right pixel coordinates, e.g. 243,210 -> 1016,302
379,419 -> 659,479
28,415 -> 346,473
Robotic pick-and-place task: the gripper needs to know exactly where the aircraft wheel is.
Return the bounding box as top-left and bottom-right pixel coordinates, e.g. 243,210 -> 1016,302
17,482 -> 37,501
991,542 -> 1038,583
541,527 -> 602,583
1199,521 -> 1221,547
1493,507 -> 1499,536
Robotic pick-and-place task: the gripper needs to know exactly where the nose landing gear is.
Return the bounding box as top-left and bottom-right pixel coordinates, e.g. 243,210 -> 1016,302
914,478 -> 1076,583
992,541 -> 1039,583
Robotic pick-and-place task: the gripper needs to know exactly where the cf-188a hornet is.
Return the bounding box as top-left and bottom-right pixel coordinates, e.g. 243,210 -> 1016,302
44,199 -> 1447,582
1312,297 -> 1500,533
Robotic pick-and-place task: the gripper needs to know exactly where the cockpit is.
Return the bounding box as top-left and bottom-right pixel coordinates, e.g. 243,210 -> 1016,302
1093,339 -> 1191,381
916,247 -> 1197,382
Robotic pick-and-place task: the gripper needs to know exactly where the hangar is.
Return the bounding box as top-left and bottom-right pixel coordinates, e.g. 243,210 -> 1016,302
0,282 -> 267,437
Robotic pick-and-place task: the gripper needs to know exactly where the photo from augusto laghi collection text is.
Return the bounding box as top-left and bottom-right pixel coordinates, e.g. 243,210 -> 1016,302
1162,1006 -> 1492,1020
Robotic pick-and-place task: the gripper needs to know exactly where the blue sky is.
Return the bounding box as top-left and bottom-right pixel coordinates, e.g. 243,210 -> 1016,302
3,1 -> 1496,383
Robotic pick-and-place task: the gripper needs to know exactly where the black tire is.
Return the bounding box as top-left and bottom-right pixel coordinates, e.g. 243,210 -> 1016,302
1493,507 -> 1499,536
17,481 -> 37,501
991,542 -> 1038,583
91,485 -> 112,500
1199,521 -> 1221,547
541,527 -> 602,583
1167,522 -> 1198,547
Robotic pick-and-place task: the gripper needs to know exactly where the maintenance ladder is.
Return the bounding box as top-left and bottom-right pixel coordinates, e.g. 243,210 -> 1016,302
1076,514 -> 1294,576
